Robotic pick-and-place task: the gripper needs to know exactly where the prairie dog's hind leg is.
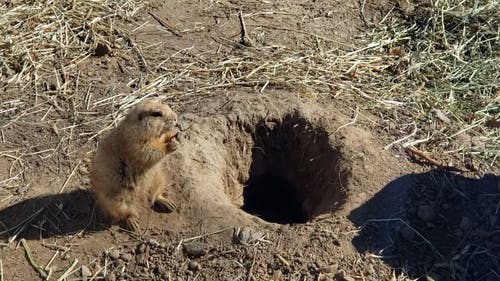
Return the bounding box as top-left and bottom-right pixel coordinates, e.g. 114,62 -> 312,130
125,215 -> 140,232
95,190 -> 141,232
118,205 -> 141,232
150,169 -> 177,213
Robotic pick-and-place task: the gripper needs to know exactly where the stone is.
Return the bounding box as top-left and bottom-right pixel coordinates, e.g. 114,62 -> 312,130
81,265 -> 92,280
108,250 -> 120,260
120,252 -> 133,262
188,261 -> 201,271
183,242 -> 209,258
417,205 -> 435,221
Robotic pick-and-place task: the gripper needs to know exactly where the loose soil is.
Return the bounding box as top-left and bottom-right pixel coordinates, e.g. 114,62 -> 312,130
0,1 -> 498,281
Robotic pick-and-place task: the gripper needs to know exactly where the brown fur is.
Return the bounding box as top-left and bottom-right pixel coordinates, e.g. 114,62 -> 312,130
90,100 -> 179,231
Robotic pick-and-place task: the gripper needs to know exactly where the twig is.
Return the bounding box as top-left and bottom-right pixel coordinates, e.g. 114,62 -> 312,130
148,12 -> 182,37
238,11 -> 253,47
89,266 -> 103,281
246,247 -> 257,281
405,146 -> 465,172
384,123 -> 418,150
3,207 -> 46,242
334,106 -> 359,133
253,24 -> 338,43
0,259 -> 3,281
123,35 -> 151,73
20,239 -> 48,280
59,160 -> 81,193
406,146 -> 442,166
175,226 -> 234,253
44,250 -> 59,271
56,258 -> 78,281
359,0 -> 376,28
275,253 -> 290,268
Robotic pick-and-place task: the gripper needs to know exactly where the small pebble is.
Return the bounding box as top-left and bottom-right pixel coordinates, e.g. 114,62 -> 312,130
136,243 -> 147,254
108,250 -> 121,260
148,238 -> 160,247
188,261 -> 201,271
459,217 -> 471,229
81,265 -> 92,280
183,242 -> 209,258
120,253 -> 133,262
417,205 -> 435,221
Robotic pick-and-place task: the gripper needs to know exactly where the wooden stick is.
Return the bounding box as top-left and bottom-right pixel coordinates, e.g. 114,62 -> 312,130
238,11 -> 252,47
246,247 -> 257,281
21,239 -> 48,279
149,12 -> 182,37
405,146 -> 465,172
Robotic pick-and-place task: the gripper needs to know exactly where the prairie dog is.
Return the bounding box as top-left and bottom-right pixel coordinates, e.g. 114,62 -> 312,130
90,100 -> 179,231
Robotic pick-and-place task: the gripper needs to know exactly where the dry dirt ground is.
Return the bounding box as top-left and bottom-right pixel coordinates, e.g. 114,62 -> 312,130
0,1 -> 499,281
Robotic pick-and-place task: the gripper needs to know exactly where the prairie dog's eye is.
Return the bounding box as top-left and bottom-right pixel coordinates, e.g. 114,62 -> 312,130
151,111 -> 163,117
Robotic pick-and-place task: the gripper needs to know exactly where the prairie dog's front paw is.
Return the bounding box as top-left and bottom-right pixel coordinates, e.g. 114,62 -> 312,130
166,138 -> 178,152
160,130 -> 178,143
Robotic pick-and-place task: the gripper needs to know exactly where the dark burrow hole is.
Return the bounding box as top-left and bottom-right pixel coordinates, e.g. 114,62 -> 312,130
242,112 -> 350,224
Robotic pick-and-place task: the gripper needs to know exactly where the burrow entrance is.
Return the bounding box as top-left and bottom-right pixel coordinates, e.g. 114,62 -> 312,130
241,112 -> 350,224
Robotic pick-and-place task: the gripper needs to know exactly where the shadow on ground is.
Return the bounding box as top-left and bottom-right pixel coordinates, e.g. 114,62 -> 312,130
0,189 -> 109,240
349,169 -> 499,281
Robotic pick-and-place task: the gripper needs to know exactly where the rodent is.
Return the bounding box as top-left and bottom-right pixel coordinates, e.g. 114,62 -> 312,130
90,100 -> 179,232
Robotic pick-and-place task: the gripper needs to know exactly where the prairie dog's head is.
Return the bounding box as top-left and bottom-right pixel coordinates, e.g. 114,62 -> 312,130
122,100 -> 178,138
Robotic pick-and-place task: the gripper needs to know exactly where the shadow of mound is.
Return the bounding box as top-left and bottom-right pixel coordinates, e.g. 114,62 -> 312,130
348,170 -> 499,281
0,189 -> 109,240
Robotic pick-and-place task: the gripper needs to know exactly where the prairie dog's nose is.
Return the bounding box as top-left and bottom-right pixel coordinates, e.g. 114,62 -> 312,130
164,118 -> 177,131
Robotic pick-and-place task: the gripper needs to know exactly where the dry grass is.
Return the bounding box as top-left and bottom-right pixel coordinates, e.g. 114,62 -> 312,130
107,0 -> 499,171
362,0 -> 499,169
0,0 -> 144,206
0,0 -> 142,85
2,0 -> 496,177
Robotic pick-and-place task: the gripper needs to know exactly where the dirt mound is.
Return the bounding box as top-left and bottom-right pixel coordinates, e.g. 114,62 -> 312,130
0,93 -> 406,281
2,94 -> 497,281
75,95 -> 401,281
156,96 -> 386,229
